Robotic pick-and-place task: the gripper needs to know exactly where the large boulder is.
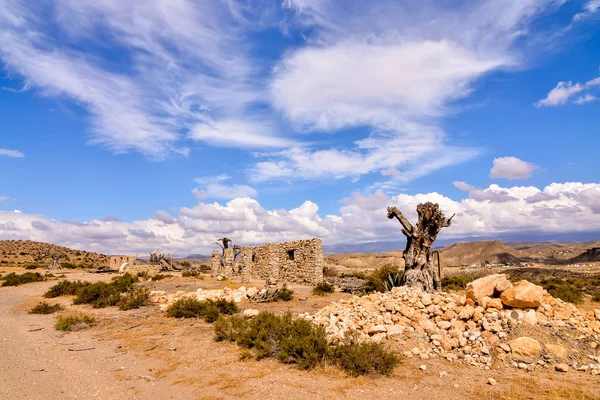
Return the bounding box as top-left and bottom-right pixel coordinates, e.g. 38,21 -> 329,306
466,274 -> 512,304
500,280 -> 544,308
508,337 -> 542,358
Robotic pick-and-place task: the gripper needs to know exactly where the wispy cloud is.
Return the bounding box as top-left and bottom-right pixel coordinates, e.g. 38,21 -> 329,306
192,175 -> 257,200
536,75 -> 600,107
0,148 -> 24,158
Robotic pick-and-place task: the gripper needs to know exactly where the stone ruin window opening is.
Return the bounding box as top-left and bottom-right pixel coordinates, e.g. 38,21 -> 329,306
287,249 -> 295,261
252,253 -> 256,263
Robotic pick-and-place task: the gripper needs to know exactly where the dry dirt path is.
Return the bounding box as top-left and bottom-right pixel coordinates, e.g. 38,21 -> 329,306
0,278 -> 196,400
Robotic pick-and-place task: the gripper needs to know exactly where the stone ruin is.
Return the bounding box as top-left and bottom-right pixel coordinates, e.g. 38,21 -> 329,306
211,238 -> 324,286
108,255 -> 137,271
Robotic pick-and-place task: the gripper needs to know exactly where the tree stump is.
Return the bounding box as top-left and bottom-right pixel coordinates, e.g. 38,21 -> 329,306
387,202 -> 454,292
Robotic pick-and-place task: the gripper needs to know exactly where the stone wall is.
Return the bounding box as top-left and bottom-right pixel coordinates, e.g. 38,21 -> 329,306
242,238 -> 323,286
108,255 -> 136,271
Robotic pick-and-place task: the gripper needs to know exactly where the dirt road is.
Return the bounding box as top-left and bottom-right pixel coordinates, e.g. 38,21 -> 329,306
0,277 -> 195,400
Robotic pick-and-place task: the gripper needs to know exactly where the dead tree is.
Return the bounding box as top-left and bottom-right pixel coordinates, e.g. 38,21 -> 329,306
46,251 -> 64,270
214,238 -> 232,256
387,202 -> 454,292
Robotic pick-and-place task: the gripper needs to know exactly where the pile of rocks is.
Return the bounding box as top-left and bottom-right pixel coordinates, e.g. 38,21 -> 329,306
302,274 -> 600,373
150,286 -> 262,311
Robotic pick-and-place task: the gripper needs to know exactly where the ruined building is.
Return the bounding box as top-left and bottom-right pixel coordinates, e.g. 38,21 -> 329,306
211,238 -> 323,286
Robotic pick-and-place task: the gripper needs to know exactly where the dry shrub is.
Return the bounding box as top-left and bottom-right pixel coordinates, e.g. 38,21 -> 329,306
214,312 -> 399,375
29,301 -> 63,314
1,272 -> 46,287
118,288 -> 150,311
312,282 -> 335,296
55,314 -> 96,331
166,298 -> 238,322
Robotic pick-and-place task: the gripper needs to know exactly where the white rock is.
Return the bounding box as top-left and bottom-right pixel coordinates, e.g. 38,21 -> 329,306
419,365 -> 427,371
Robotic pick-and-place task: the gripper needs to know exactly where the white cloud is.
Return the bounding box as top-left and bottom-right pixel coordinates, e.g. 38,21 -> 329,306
490,157 -> 538,180
2,182 -> 600,255
453,181 -> 475,192
192,175 -> 257,200
575,94 -> 597,104
536,75 -> 600,107
0,196 -> 8,201
0,148 -> 24,158
573,0 -> 600,21
188,119 -> 293,149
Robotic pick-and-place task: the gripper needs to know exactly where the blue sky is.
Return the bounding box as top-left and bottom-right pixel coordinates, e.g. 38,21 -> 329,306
1,0 -> 599,255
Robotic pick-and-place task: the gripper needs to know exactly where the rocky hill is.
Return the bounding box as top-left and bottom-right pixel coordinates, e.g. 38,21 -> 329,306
0,240 -> 110,268
441,240 -> 522,266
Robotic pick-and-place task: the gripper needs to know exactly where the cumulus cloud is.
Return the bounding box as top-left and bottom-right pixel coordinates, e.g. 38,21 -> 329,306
0,148 -> 24,158
2,182 -> 600,255
574,94 -> 597,104
490,157 -> 538,180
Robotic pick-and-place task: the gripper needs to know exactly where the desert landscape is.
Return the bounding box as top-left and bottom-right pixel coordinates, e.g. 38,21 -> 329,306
2,234 -> 600,400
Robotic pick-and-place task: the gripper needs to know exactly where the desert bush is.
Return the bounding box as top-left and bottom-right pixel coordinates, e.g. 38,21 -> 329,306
72,273 -> 138,308
44,280 -> 91,298
55,314 -> 96,331
179,261 -> 191,268
358,265 -> 403,293
442,274 -> 476,291
118,288 -> 150,311
61,262 -> 86,269
593,293 -> 600,302
199,264 -> 211,273
24,263 -> 43,270
275,284 -> 294,301
1,272 -> 46,287
137,270 -> 149,279
322,266 -> 339,277
540,279 -> 583,304
214,312 -> 399,375
29,301 -> 63,314
312,282 -> 335,296
151,273 -> 171,281
182,270 -> 202,278
166,298 -> 237,321
329,339 -> 399,376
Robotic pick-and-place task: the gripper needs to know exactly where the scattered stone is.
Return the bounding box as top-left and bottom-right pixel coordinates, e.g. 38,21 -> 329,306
555,363 -> 569,373
419,365 -> 427,371
242,309 -> 259,318
488,377 -> 497,386
508,337 -> 542,358
466,274 -> 512,304
546,343 -> 568,359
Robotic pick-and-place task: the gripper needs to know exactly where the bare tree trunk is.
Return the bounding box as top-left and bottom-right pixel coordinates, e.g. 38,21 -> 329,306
387,202 -> 454,292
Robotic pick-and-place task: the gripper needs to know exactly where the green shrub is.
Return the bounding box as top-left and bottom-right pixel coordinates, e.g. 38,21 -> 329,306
72,273 -> 138,308
441,274 -> 476,291
360,265 -> 403,293
179,261 -> 191,268
593,292 -> 600,303
214,312 -> 399,375
329,339 -> 399,376
382,272 -> 403,291
44,280 -> 91,298
29,301 -> 63,314
1,272 -> 46,287
24,264 -> 43,270
312,282 -> 335,296
276,284 -> 294,301
151,273 -> 171,281
322,266 -> 339,277
55,314 -> 96,331
540,279 -> 583,304
166,298 -> 237,321
182,270 -> 202,278
118,288 -> 150,311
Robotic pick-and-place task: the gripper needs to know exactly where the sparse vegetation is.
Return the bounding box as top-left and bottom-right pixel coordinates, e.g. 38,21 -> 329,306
23,263 -> 44,270
55,314 -> 96,331
322,266 -> 339,277
182,270 -> 202,278
442,274 -> 477,291
540,278 -> 584,304
341,265 -> 404,293
214,312 -> 399,375
312,282 -> 335,296
1,272 -> 46,287
44,280 -> 91,298
150,273 -> 171,281
179,261 -> 191,268
275,284 -> 294,301
29,301 -> 63,314
166,298 -> 238,322
118,288 -> 150,311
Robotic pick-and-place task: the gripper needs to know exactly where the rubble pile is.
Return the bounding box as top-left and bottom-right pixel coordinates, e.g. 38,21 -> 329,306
302,274 -> 600,373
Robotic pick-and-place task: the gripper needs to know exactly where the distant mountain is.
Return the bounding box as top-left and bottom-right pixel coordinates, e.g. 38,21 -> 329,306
184,253 -> 211,260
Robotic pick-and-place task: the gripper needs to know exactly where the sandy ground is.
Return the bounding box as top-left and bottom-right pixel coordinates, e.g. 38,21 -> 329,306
1,270 -> 600,400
